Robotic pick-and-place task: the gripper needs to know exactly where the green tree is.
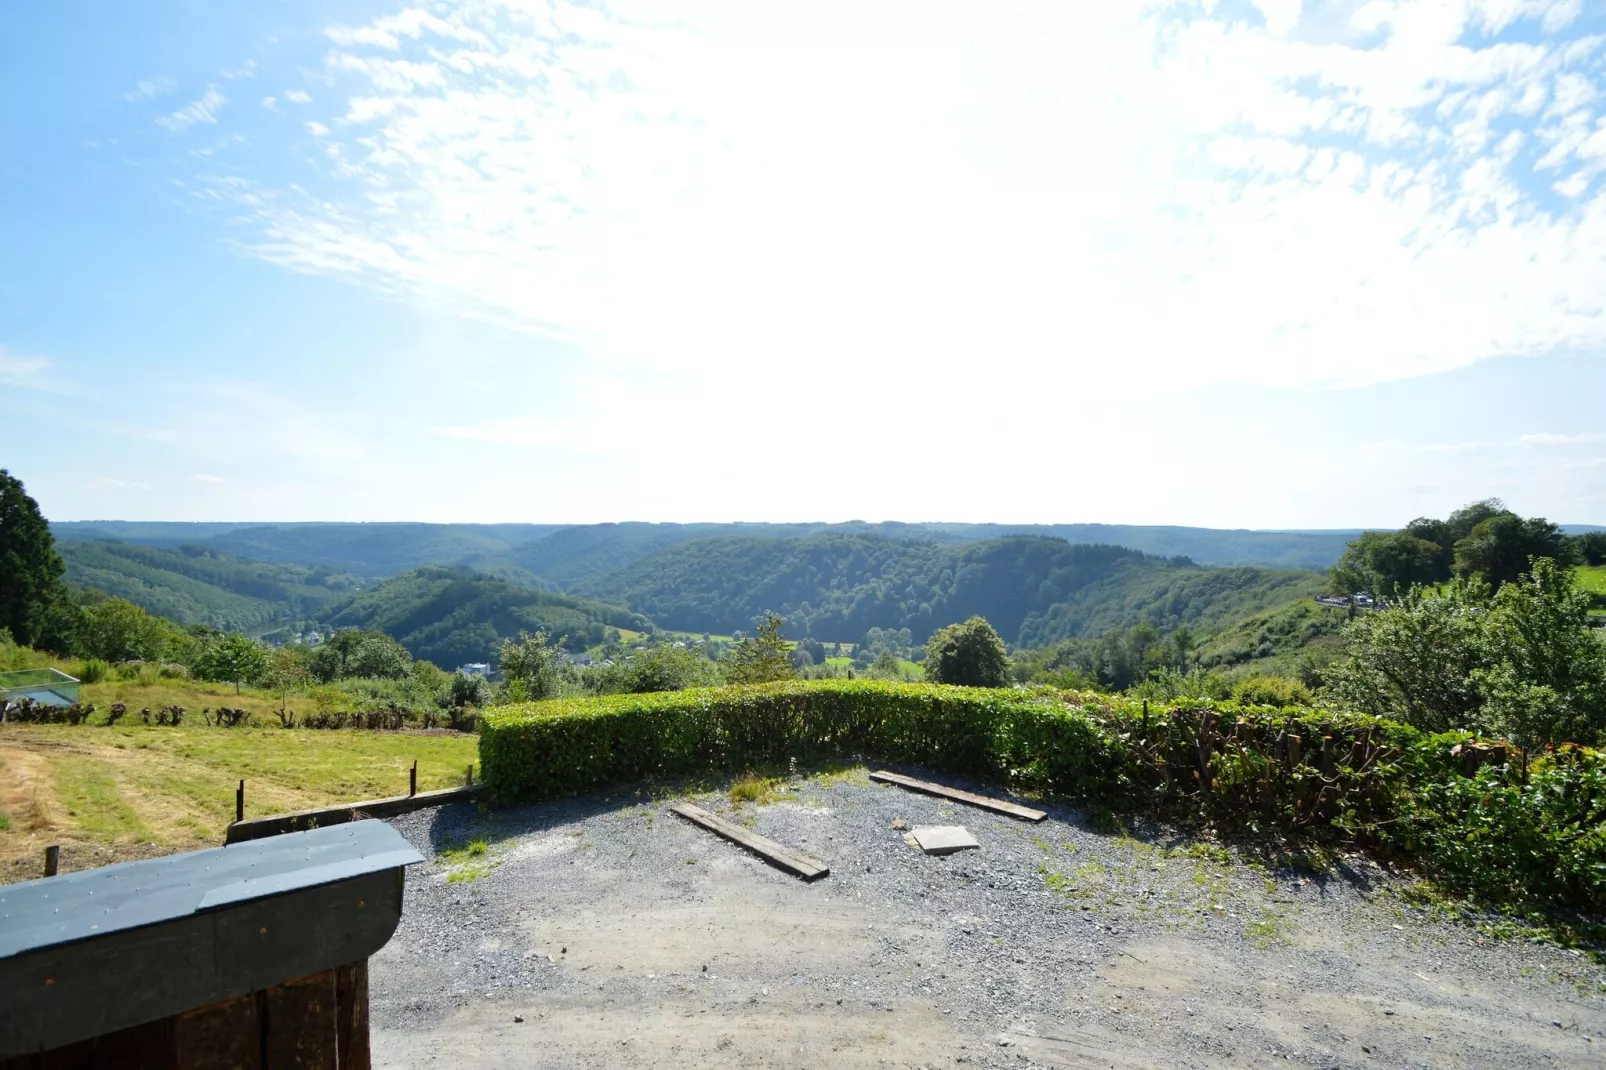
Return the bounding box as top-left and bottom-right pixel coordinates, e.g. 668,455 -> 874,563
922,616 -> 1009,687
723,613 -> 796,685
497,629 -> 568,700
195,633 -> 269,694
615,644 -> 720,693
1445,498 -> 1511,543
79,598 -> 173,662
1574,531 -> 1606,567
307,629 -> 413,682
1453,514 -> 1568,590
1330,530 -> 1450,598
0,469 -> 71,649
261,646 -> 310,718
1323,582 -> 1491,733
448,671 -> 490,707
1474,558 -> 1606,748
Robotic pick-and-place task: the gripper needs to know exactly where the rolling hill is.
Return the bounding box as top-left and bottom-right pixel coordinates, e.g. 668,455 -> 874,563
316,566 -> 651,667
59,541 -> 353,632
573,533 -> 1324,647
52,519 -> 1362,582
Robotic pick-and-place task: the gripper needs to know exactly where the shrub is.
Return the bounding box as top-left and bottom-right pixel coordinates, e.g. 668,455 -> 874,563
1231,674 -> 1313,708
0,699 -> 95,725
77,658 -> 108,683
922,617 -> 1009,687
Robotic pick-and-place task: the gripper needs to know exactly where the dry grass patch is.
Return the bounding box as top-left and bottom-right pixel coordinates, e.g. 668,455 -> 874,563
0,724 -> 477,878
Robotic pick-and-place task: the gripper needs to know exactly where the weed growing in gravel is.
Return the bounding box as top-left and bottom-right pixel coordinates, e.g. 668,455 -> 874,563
439,837 -> 498,883
729,773 -> 778,807
1245,908 -> 1296,948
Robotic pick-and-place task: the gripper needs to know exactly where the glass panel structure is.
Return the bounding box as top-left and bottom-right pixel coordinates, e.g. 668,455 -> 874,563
0,667 -> 81,707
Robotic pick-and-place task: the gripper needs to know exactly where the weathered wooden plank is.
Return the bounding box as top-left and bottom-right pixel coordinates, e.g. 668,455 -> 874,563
869,770 -> 1046,822
670,804 -> 829,881
335,961 -> 369,1070
20,1016 -> 175,1070
173,991 -> 260,1070
224,786 -> 480,844
264,971 -> 338,1070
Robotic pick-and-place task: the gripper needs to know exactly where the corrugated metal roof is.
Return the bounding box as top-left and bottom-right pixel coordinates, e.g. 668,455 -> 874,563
0,820 -> 422,959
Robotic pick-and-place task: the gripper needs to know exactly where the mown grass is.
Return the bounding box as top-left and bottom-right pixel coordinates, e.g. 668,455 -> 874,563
0,723 -> 477,873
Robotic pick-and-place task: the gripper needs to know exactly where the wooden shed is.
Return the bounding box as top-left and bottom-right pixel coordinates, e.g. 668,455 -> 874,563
0,820 -> 422,1068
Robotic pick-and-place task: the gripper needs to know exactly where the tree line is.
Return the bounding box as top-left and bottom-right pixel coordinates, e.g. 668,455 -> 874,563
1329,498 -> 1591,598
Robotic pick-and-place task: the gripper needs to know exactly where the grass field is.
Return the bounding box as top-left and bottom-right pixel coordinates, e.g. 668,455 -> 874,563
0,723 -> 476,881
1577,564 -> 1606,616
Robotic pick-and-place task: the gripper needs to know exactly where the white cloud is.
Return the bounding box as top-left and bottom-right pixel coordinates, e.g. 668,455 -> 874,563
1515,430 -> 1606,446
191,473 -> 229,483
262,96 -> 279,112
222,60 -> 258,81
194,0 -> 1606,412
157,86 -> 227,132
85,478 -> 151,493
124,77 -> 175,102
283,89 -> 313,104
0,346 -> 61,391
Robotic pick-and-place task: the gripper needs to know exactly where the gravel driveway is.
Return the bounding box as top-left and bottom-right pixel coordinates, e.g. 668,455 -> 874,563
371,766 -> 1604,1068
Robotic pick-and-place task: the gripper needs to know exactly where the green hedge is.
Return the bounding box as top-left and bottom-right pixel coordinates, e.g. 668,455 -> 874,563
479,681 -> 1127,805
480,679 -> 1606,914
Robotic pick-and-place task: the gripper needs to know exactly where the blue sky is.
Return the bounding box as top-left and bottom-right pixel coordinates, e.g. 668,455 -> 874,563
3,0 -> 1605,528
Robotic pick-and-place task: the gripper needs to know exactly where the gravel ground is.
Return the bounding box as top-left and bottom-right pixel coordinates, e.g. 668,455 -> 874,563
371,766 -> 1605,1068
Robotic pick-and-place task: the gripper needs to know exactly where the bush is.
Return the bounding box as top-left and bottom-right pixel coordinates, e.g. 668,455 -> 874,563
77,658 -> 108,683
922,617 -> 1009,687
1231,674 -> 1313,708
479,679 -> 1606,915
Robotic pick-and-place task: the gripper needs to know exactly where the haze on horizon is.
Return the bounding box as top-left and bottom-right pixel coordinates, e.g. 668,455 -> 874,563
3,0 -> 1605,530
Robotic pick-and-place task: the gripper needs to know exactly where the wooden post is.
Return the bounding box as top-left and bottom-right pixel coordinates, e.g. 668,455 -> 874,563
464,764 -> 474,788
1141,700 -> 1149,736
409,761 -> 417,798
236,779 -> 245,823
44,844 -> 60,878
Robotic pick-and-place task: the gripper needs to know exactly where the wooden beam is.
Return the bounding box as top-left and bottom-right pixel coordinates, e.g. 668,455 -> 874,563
869,770 -> 1046,822
670,804 -> 829,882
224,786 -> 480,844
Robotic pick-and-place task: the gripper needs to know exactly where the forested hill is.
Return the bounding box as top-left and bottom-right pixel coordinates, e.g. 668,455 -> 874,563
317,566 -> 650,667
573,534 -> 1323,646
53,519 -> 1360,579
60,540 -> 352,632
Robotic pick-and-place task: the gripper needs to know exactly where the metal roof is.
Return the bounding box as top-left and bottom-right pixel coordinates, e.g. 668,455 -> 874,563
0,820 -> 422,960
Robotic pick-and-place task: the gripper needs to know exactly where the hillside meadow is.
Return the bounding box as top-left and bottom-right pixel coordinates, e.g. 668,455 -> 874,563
0,667 -> 477,879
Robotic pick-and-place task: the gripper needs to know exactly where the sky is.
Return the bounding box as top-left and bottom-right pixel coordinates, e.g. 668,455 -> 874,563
2,0 -> 1605,529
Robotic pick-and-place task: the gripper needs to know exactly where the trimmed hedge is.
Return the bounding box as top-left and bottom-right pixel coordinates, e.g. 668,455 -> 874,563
480,680 -> 1606,914
480,681 -> 1127,806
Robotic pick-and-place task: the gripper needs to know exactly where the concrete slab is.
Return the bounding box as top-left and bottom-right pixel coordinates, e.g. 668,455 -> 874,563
907,826 -> 979,855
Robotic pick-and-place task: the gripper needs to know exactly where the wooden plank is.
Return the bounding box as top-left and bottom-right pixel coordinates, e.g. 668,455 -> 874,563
669,804 -> 829,882
264,971 -> 338,1070
334,961 -> 369,1070
173,992 -> 261,1070
224,786 -> 480,844
869,771 -> 1046,822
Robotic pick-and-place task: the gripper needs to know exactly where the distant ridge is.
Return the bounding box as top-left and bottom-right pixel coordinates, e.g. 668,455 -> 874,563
51,519 -> 1359,576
